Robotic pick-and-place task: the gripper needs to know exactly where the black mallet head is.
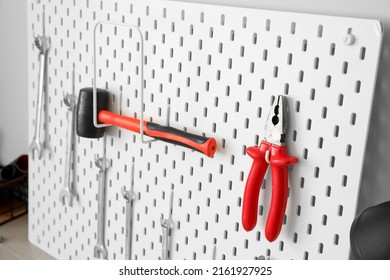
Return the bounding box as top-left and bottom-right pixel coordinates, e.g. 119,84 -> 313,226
76,87 -> 109,138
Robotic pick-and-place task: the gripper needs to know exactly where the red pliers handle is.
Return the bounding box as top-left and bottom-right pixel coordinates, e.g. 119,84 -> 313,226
242,141 -> 298,242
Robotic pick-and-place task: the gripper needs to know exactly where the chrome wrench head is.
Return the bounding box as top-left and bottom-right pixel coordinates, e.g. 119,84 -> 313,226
95,154 -> 110,171
63,93 -> 77,109
121,186 -> 136,201
29,138 -> 43,160
94,244 -> 108,259
34,35 -> 50,55
59,187 -> 73,206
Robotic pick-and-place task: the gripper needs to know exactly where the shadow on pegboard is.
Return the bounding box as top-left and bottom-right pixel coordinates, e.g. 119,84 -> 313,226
358,31 -> 390,214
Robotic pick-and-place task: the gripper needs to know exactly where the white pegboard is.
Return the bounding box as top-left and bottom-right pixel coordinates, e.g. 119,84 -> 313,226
27,0 -> 383,260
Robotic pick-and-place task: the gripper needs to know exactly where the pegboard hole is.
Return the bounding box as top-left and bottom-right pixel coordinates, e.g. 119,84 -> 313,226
292,130 -> 297,142
290,22 -> 296,34
338,205 -> 344,216
218,42 -> 223,53
334,125 -> 340,137
317,137 -> 324,149
247,90 -> 252,101
242,17 -> 247,28
293,233 -> 298,243
342,61 -> 349,74
322,107 -> 327,118
326,186 -> 332,197
220,14 -> 225,25
265,19 -> 271,31
310,88 -> 316,100
200,12 -> 205,23
334,234 -> 340,245
259,205 -> 264,216
318,243 -> 324,254
314,167 -> 320,178
302,39 -> 308,52
276,36 -> 282,48
314,57 -> 319,69
325,75 -> 332,87
274,66 -> 279,78
360,47 -> 366,60
244,239 -> 249,249
311,196 -> 316,207
257,107 -> 262,118
209,26 -> 213,38
330,156 -> 335,168
263,49 -> 268,61
250,62 -> 255,73
296,100 -> 301,113
342,175 -> 348,187
306,119 -> 312,130
346,144 -> 352,156
330,43 -> 336,56
260,78 -> 265,90
279,241 -> 284,252
253,33 -> 258,44
284,83 -> 290,95
317,25 -> 323,38
322,215 -> 328,225
287,53 -> 293,65
303,148 -> 308,159
338,94 -> 344,106
300,177 -> 305,188
351,113 -> 356,125
296,205 -> 301,216
298,70 -> 305,83
355,80 -> 361,93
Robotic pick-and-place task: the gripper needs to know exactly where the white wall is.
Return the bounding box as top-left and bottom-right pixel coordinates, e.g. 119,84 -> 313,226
1,0 -> 389,214
0,0 -> 28,165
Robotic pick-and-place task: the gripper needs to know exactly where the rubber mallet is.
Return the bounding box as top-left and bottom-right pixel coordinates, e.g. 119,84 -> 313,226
76,87 -> 217,157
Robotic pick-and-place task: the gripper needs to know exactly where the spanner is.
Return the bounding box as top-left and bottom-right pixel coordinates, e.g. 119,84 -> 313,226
160,190 -> 174,260
160,217 -> 171,260
94,154 -> 109,259
29,35 -> 49,160
121,164 -> 136,260
59,90 -> 77,206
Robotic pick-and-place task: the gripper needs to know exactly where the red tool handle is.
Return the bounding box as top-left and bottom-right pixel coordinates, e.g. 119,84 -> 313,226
242,142 -> 271,231
98,110 -> 217,157
242,141 -> 298,242
265,145 -> 298,242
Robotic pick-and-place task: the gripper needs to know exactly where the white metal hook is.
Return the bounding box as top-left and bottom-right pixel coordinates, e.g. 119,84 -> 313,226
93,21 -> 144,129
92,20 -> 172,145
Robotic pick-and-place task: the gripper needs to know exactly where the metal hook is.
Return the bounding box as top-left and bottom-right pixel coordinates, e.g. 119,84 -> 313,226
212,245 -> 217,260
93,21 -> 144,129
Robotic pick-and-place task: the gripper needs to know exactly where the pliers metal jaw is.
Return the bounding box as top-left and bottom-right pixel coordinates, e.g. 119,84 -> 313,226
242,95 -> 298,242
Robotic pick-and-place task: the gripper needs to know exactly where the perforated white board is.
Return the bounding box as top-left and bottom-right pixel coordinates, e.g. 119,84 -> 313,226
27,0 -> 383,260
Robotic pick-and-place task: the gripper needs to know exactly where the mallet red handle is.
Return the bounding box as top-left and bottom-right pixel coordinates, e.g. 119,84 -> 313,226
98,110 -> 217,157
